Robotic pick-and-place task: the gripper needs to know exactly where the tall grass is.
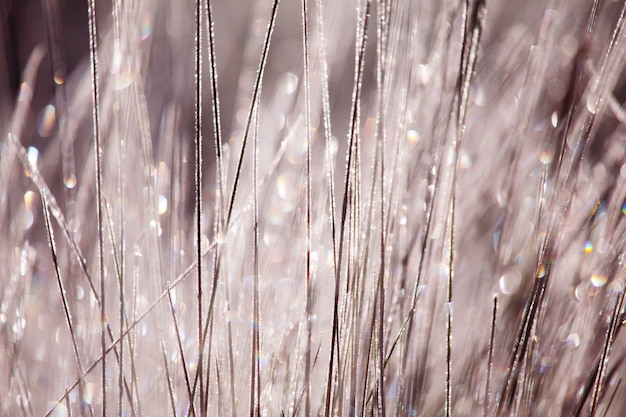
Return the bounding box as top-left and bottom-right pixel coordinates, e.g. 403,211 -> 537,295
2,0 -> 626,416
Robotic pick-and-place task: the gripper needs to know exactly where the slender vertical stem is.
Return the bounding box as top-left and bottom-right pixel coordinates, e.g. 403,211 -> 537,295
86,1 -> 106,415
250,103 -> 261,417
301,0 -> 312,414
483,295 -> 498,417
194,0 -> 205,414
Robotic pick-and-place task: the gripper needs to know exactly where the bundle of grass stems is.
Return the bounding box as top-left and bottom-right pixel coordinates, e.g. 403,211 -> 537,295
2,0 -> 626,416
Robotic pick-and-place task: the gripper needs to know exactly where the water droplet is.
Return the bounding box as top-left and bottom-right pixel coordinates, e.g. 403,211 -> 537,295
16,393 -> 31,408
276,111 -> 286,130
22,209 -> 34,230
590,274 -> 607,288
566,333 -> 580,348
55,326 -> 63,345
459,151 -> 472,170
158,195 -> 168,215
23,191 -> 36,210
539,143 -> 555,164
417,284 -> 427,297
64,173 -> 77,189
53,71 -> 65,85
550,111 -> 558,128
574,283 -> 585,301
277,72 -> 299,95
157,161 -> 170,182
115,68 -> 135,90
215,232 -> 226,245
76,285 -> 84,300
438,263 -> 450,279
20,251 -> 29,276
493,215 -> 504,251
586,95 -> 599,114
537,263 -> 546,278
149,219 -> 162,237
328,137 -> 338,155
111,50 -> 135,90
140,11 -> 154,40
406,129 -> 420,143
499,267 -> 522,295
12,319 -> 25,341
417,64 -> 431,84
27,146 -> 39,169
492,231 -> 502,254
276,174 -> 297,200
37,104 -> 56,137
427,184 -> 435,197
18,82 -> 31,102
311,251 -> 319,265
